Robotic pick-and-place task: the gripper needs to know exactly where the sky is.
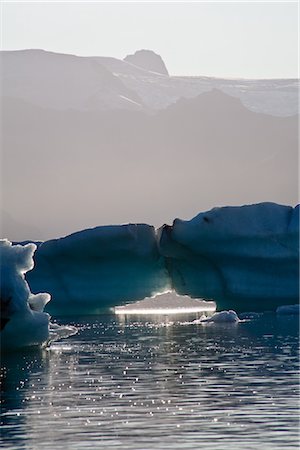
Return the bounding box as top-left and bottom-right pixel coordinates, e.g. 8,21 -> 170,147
1,1 -> 298,78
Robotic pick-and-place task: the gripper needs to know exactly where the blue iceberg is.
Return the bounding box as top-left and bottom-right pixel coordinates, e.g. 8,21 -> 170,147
9,202 -> 299,315
158,203 -> 299,312
26,224 -> 170,315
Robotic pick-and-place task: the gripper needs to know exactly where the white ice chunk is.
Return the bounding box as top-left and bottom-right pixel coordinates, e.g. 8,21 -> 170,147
201,310 -> 240,323
48,322 -> 77,342
28,292 -> 51,312
0,239 -> 51,349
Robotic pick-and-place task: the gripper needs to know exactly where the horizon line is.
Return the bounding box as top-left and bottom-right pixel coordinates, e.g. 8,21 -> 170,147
1,47 -> 299,81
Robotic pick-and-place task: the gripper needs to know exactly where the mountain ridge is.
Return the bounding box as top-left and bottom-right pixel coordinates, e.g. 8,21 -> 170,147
2,88 -> 298,240
1,49 -> 298,116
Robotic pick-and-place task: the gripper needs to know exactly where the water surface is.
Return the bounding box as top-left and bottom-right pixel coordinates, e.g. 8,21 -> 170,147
1,313 -> 299,449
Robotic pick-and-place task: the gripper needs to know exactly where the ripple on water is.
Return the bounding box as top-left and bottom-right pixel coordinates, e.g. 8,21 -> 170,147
1,313 -> 299,449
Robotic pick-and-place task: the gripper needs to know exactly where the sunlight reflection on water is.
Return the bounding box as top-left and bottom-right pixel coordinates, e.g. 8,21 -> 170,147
1,313 -> 299,449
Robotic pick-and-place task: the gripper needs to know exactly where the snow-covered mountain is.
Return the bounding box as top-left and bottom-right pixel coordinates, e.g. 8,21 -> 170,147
124,49 -> 169,76
0,49 -> 298,240
1,49 -> 298,115
1,49 -> 144,111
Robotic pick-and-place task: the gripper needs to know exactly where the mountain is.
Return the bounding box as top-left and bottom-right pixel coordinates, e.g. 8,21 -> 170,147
124,49 -> 169,75
1,87 -> 298,240
0,49 -> 144,111
0,49 -> 298,115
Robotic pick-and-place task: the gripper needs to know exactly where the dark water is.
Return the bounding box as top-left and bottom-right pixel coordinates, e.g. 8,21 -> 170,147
1,313 -> 299,449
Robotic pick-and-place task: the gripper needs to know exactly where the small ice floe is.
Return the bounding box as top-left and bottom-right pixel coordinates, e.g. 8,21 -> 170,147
201,310 -> 240,323
239,312 -> 262,320
181,310 -> 240,325
180,314 -> 207,325
276,304 -> 300,316
48,323 -> 78,344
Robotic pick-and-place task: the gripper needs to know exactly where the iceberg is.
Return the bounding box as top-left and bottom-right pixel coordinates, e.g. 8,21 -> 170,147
0,240 -> 51,350
276,304 -> 300,315
158,203 -> 299,312
26,224 -> 170,315
19,203 -> 299,315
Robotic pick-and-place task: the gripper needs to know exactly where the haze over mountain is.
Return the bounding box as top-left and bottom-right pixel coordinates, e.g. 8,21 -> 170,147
124,49 -> 169,76
0,49 -> 298,240
1,49 -> 298,115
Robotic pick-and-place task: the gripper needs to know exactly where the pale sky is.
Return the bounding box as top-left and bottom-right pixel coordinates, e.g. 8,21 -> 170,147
1,1 -> 298,78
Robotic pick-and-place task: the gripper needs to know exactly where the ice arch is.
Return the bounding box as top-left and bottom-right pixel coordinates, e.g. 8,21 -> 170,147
23,203 -> 299,314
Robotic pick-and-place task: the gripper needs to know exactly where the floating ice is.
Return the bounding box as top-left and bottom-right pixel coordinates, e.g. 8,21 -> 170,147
200,310 -> 240,323
48,322 -> 78,343
181,310 -> 240,325
22,203 -> 299,315
0,240 -> 77,350
276,304 -> 300,315
0,239 -> 51,350
158,202 -> 299,312
26,224 -> 169,315
238,312 -> 263,320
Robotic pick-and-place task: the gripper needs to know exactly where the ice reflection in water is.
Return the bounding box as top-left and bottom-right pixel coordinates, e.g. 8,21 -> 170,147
1,313 -> 299,449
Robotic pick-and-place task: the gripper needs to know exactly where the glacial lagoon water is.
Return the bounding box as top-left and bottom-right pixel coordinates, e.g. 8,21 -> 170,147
1,312 -> 299,450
